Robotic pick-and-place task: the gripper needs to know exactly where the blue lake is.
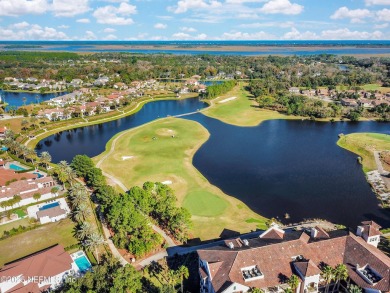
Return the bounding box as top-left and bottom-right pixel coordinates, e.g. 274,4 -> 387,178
0,90 -> 65,108
36,97 -> 390,228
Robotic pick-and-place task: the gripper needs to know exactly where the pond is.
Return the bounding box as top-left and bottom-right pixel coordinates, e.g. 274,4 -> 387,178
36,97 -> 390,228
0,90 -> 66,109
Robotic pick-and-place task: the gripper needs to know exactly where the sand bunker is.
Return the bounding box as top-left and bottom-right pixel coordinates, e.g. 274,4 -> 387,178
122,156 -> 134,160
161,180 -> 173,185
219,96 -> 237,104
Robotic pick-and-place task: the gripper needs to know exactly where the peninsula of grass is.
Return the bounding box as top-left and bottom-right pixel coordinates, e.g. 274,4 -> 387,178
24,93 -> 197,148
0,218 -> 78,266
337,133 -> 390,173
94,117 -> 267,240
203,84 -> 298,127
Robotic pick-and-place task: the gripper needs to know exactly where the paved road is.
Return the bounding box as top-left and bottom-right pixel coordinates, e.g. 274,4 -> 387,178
374,151 -> 388,175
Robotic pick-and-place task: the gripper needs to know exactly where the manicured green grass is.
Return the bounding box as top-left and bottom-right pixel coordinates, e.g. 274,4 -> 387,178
94,118 -> 267,240
183,191 -> 228,217
13,209 -> 26,217
337,133 -> 390,172
0,218 -> 78,266
361,84 -> 390,93
0,218 -> 35,236
203,83 -> 298,127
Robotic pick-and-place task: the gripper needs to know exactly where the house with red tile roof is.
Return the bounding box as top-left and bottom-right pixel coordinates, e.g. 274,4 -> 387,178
198,222 -> 389,293
0,176 -> 58,212
0,245 -> 79,293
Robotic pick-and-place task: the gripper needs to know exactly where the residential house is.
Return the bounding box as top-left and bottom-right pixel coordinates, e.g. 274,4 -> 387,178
113,82 -> 128,90
47,92 -> 79,107
289,87 -> 300,94
27,198 -> 70,224
0,168 -> 37,187
341,98 -> 358,107
93,76 -> 109,86
198,222 -> 390,293
0,126 -> 7,139
185,79 -> 199,86
0,176 -> 58,212
0,245 -> 79,293
358,98 -> 374,108
372,99 -> 390,107
38,108 -> 72,121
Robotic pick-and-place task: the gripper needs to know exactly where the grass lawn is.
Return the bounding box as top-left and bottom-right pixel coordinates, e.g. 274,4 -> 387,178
203,83 -> 299,127
337,133 -> 390,172
0,218 -> 78,266
94,118 -> 267,240
361,84 -> 390,93
0,218 -> 35,236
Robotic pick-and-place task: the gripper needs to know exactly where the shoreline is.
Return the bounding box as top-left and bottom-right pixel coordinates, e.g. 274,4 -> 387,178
25,94 -> 195,148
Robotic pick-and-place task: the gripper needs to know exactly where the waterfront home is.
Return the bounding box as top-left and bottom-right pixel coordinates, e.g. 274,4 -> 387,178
0,176 -> 58,212
358,98 -> 374,108
340,98 -> 358,107
27,198 -> 70,224
185,79 -> 199,86
47,92 -> 80,107
289,87 -> 300,94
0,168 -> 37,187
0,245 -> 79,293
372,99 -> 390,107
198,222 -> 389,293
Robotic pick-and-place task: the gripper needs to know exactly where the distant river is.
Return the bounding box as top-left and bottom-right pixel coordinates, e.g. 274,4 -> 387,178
36,98 -> 390,228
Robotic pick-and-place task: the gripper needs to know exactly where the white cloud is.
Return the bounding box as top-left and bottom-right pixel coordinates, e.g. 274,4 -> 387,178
180,26 -> 197,32
52,0 -> 90,17
331,7 -> 371,23
321,28 -> 383,40
259,0 -> 303,15
11,21 -> 30,29
93,2 -> 137,25
77,18 -> 90,23
104,34 -> 118,40
0,0 -> 48,16
365,0 -> 390,5
282,27 -> 319,40
376,9 -> 390,22
58,25 -> 70,29
154,23 -> 167,29
172,32 -> 208,40
0,23 -> 69,40
103,28 -> 116,33
240,21 -> 293,28
374,23 -> 389,29
83,30 -> 97,40
221,31 -> 275,40
171,0 -> 223,14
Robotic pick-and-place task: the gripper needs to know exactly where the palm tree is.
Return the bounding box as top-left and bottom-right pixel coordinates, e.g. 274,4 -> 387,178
26,149 -> 37,166
76,222 -> 94,240
22,96 -> 27,106
322,265 -> 334,293
287,274 -> 300,293
70,184 -> 88,207
176,265 -> 189,293
73,203 -> 91,222
348,284 -> 362,293
64,166 -> 77,187
84,232 -> 105,263
39,151 -> 52,169
333,264 -> 348,292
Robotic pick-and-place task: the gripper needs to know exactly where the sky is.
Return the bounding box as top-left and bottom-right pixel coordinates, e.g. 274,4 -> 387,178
0,0 -> 389,41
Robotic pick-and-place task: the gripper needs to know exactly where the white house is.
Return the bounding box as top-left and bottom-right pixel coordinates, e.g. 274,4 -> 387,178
27,198 -> 70,224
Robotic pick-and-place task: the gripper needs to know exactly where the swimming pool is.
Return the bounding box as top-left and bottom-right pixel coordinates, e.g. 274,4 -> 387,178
75,255 -> 92,273
9,164 -> 26,171
33,172 -> 44,178
39,202 -> 59,211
